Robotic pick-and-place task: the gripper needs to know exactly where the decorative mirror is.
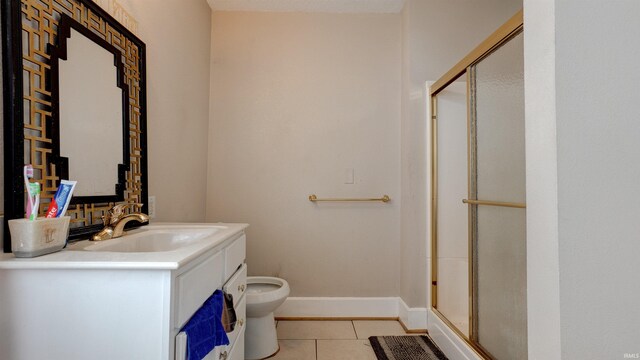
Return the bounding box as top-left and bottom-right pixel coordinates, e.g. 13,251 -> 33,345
1,0 -> 148,251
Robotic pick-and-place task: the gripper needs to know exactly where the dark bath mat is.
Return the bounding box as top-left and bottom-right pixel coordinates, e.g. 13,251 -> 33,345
369,335 -> 449,360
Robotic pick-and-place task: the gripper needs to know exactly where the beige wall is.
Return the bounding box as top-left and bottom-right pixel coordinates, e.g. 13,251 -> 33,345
118,0 -> 212,222
207,12 -> 402,297
524,1 -> 561,357
401,0 -> 523,308
527,0 -> 640,358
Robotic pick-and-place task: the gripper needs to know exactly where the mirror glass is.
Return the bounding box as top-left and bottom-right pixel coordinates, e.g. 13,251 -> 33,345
59,28 -> 124,197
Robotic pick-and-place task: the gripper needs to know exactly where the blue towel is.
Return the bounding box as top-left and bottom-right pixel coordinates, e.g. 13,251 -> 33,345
180,290 -> 230,360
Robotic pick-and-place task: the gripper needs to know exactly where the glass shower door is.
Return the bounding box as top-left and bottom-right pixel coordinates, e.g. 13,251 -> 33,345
469,31 -> 526,359
430,11 -> 525,359
434,78 -> 470,337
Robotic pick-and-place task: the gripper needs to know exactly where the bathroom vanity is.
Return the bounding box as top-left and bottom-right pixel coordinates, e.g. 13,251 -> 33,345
0,223 -> 248,360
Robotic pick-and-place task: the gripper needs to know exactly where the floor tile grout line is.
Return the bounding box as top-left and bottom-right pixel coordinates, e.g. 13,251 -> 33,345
351,320 -> 360,339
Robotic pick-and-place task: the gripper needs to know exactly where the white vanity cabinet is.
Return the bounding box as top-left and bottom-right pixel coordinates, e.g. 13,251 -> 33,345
0,223 -> 248,360
175,236 -> 247,360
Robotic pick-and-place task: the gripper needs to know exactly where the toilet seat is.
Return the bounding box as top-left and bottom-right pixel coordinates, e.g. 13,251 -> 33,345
246,276 -> 290,305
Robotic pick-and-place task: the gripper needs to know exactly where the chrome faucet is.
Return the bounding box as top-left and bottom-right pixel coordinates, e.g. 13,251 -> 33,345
91,203 -> 149,241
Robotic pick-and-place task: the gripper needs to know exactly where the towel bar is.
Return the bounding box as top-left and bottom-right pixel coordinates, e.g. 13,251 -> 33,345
308,194 -> 391,203
462,199 -> 526,209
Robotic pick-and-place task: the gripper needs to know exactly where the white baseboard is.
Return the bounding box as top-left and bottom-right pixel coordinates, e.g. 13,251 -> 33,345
274,297 -> 399,318
427,309 -> 482,360
273,297 -> 428,331
398,298 -> 428,330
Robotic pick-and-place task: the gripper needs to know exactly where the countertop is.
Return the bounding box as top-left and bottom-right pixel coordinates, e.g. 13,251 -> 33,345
0,222 -> 248,270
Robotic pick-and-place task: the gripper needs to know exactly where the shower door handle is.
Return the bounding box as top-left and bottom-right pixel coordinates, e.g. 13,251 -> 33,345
462,199 -> 526,209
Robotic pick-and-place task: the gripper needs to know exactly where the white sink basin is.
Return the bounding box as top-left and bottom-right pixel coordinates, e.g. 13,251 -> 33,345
83,227 -> 221,253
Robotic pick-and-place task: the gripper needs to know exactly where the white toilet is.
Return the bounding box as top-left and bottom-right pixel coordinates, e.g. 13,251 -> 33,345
245,276 -> 290,360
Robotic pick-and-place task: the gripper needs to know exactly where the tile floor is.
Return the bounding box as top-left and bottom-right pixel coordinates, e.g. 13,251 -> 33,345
271,320 -> 415,360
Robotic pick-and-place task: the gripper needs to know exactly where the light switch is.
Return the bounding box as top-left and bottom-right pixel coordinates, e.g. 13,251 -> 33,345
344,168 -> 354,184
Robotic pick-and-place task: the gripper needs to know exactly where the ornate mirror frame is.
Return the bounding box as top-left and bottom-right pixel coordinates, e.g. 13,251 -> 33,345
1,0 -> 148,251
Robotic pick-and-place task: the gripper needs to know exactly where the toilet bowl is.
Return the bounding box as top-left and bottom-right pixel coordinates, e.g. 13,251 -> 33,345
245,276 -> 290,360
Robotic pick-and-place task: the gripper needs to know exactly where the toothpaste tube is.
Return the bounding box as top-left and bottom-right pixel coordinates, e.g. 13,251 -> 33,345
45,180 -> 77,218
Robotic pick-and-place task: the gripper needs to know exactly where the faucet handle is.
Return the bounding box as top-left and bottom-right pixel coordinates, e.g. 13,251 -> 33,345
106,203 -> 143,225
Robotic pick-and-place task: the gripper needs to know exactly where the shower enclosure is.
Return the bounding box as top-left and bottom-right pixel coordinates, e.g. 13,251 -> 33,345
430,11 -> 525,360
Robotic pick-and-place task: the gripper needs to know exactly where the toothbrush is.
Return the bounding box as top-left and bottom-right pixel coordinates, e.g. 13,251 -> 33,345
24,165 -> 34,219
29,182 -> 40,221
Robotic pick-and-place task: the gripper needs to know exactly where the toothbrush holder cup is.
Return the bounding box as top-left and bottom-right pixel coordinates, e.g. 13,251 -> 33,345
9,217 -> 71,258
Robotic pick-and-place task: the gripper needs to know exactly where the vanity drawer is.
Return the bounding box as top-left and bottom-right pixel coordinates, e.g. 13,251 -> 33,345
175,332 -> 221,360
176,250 -> 224,328
228,327 -> 245,360
213,326 -> 246,360
226,294 -> 246,348
223,263 -> 247,306
224,235 -> 246,278
174,296 -> 245,360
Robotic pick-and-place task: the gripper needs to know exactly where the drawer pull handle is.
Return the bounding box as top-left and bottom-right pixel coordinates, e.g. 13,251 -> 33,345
238,318 -> 244,327
238,284 -> 246,292
220,350 -> 228,360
